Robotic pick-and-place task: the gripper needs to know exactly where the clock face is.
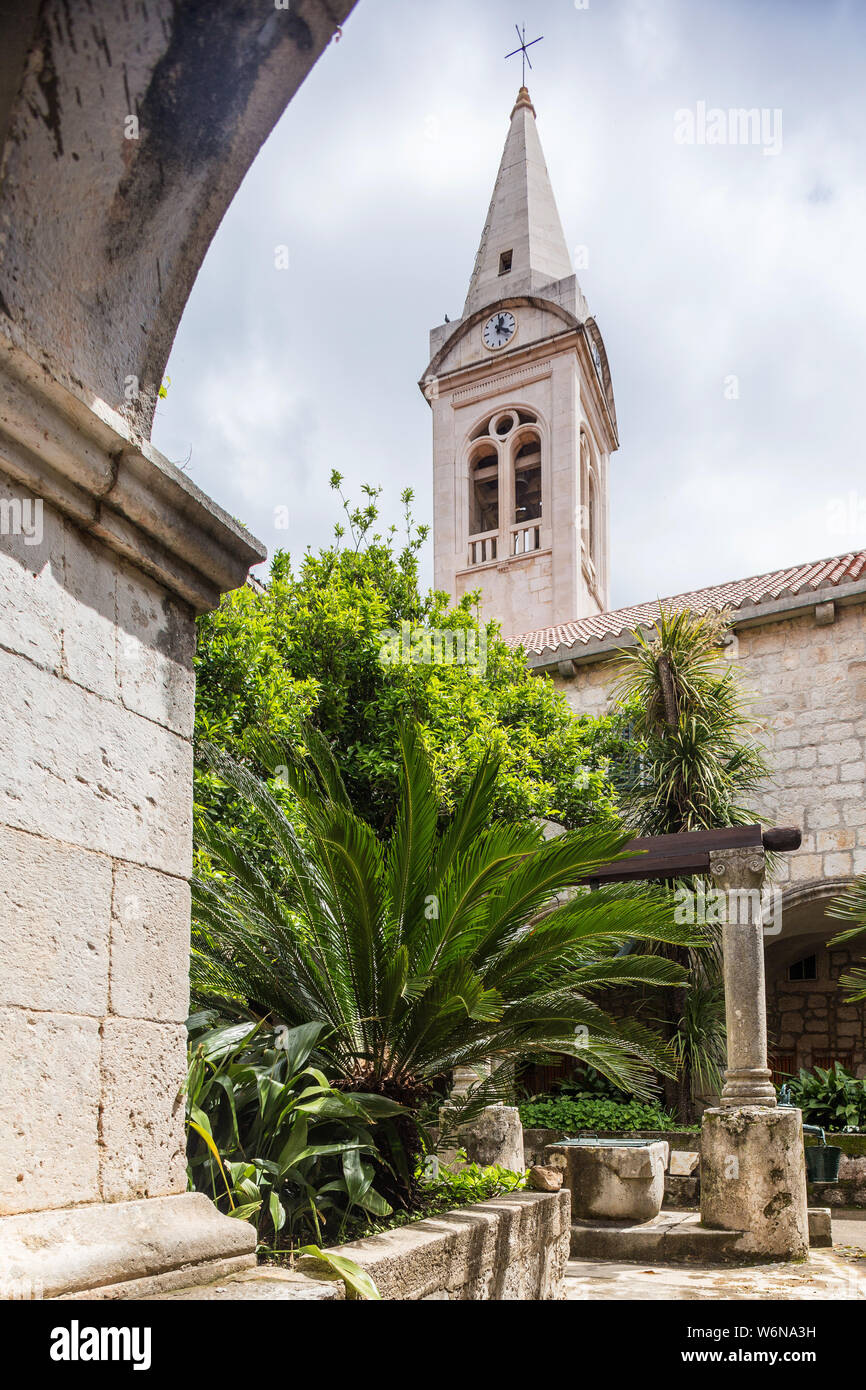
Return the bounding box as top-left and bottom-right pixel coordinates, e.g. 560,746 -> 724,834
482,310 -> 517,351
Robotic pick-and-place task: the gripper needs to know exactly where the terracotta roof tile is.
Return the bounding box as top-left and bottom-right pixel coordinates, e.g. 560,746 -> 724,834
508,551 -> 866,657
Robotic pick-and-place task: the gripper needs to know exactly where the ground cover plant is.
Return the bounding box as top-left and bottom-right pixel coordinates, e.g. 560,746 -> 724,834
518,1094 -> 680,1133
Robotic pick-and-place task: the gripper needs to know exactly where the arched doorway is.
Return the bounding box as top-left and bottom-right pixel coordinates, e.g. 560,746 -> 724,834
766,882 -> 866,1081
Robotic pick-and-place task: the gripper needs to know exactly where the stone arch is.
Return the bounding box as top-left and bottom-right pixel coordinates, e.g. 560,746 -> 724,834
0,1 -> 356,437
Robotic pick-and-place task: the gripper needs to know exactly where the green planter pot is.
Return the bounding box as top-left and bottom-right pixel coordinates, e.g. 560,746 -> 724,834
805,1145 -> 842,1183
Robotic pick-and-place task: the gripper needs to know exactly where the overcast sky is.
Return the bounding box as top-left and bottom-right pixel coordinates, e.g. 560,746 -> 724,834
151,0 -> 866,613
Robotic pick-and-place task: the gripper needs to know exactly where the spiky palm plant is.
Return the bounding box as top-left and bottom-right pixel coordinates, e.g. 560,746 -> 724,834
191,724 -> 701,1204
827,879 -> 866,1002
613,606 -> 771,834
612,606 -> 772,1120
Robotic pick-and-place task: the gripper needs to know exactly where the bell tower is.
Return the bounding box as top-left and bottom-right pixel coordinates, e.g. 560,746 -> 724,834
421,88 -> 619,641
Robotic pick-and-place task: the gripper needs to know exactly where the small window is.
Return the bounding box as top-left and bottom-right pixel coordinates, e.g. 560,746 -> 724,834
498,250 -> 513,275
469,446 -> 499,536
788,954 -> 817,981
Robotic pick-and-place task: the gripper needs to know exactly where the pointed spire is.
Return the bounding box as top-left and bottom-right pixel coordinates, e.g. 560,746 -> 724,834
463,89 -> 573,318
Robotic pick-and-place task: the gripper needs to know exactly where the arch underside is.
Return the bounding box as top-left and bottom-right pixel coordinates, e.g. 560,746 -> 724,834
0,1 -> 356,438
765,880 -> 865,1079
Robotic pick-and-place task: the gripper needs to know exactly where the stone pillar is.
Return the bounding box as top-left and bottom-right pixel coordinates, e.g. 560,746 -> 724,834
439,1105 -> 526,1175
700,842 -> 809,1259
700,1107 -> 809,1260
0,335 -> 265,1298
451,1061 -> 490,1097
710,845 -> 776,1107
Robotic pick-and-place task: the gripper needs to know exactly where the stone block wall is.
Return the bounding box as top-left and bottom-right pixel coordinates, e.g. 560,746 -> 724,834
732,604 -> 866,885
316,1190 -> 571,1300
766,943 -> 865,1075
0,471 -> 195,1216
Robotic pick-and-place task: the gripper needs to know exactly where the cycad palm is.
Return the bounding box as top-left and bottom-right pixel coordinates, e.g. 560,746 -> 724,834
191,725 -> 700,1187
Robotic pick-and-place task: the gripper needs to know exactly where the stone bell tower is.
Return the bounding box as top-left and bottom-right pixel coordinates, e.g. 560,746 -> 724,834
421,88 -> 619,641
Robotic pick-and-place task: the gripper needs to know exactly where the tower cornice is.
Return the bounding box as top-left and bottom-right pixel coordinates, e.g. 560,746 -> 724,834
419,299 -> 618,452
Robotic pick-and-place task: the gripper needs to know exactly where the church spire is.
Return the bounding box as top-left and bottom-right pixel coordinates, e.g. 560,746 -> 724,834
463,88 -> 573,318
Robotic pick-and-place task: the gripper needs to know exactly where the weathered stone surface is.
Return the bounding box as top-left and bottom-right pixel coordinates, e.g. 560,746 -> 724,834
664,1174 -> 701,1209
567,1243 -> 866,1296
0,5 -> 357,436
0,1008 -> 101,1214
151,1266 -> 344,1301
99,1019 -> 187,1202
320,1191 -> 571,1300
59,520 -> 119,701
523,1126 -> 700,1167
0,1193 -> 256,1300
570,1210 -> 746,1264
528,1165 -> 563,1192
109,863 -> 190,1023
547,1140 -> 669,1222
807,1206 -> 833,1247
0,475 -> 63,671
0,646 -> 192,876
116,565 -> 196,737
0,825 -> 112,1016
710,845 -> 776,1108
700,1106 -> 809,1259
439,1103 -> 525,1172
669,1150 -> 700,1176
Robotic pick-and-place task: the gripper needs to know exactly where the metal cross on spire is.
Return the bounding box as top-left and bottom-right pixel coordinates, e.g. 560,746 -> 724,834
505,23 -> 544,86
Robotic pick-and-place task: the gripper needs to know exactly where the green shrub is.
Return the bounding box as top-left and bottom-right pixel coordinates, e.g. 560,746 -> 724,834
518,1095 -> 678,1133
424,1156 -> 525,1206
343,1154 -> 526,1241
185,1012 -> 402,1248
784,1062 -> 866,1132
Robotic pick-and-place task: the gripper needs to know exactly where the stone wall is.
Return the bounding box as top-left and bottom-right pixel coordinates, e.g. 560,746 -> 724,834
766,943 -> 864,1075
0,471 -> 196,1215
311,1191 -> 571,1301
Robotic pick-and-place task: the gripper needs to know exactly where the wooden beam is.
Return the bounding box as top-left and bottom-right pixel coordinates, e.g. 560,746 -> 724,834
581,824 -> 800,887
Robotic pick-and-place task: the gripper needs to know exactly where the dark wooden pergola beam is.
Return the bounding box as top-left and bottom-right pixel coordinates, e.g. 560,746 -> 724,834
582,824 -> 801,886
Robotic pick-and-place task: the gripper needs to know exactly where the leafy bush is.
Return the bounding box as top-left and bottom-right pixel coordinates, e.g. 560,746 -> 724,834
784,1063 -> 866,1132
424,1156 -> 526,1206
185,1013 -> 402,1247
343,1154 -> 526,1241
194,478 -> 622,845
518,1095 -> 678,1133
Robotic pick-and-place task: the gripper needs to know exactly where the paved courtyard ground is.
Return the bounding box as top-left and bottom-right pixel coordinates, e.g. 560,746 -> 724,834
565,1211 -> 866,1300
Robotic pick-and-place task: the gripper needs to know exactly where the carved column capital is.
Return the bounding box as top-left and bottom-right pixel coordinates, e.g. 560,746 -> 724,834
709,845 -> 766,892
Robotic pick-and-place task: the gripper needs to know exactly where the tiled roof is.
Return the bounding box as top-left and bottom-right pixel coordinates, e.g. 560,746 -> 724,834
508,551 -> 866,658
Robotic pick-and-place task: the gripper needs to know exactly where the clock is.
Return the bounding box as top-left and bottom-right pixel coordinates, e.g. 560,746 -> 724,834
482,310 -> 517,351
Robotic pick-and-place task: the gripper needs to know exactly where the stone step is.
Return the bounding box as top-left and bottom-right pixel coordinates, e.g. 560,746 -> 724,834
570,1211 -> 749,1264
570,1206 -> 833,1264
148,1267 -> 343,1300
